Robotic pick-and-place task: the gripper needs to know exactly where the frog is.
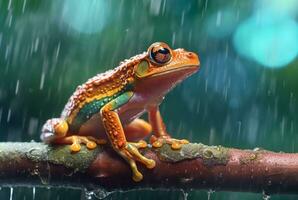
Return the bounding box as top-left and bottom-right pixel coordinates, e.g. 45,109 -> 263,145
41,42 -> 200,182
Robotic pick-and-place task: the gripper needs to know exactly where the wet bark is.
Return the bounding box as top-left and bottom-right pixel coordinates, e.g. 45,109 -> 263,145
0,142 -> 298,195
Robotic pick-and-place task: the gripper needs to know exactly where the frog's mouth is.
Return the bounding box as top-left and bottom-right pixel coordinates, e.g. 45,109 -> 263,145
149,64 -> 199,78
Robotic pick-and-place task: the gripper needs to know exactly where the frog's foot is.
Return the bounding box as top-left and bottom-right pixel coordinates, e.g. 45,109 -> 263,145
119,140 -> 156,182
150,135 -> 189,150
55,136 -> 102,152
41,118 -> 68,143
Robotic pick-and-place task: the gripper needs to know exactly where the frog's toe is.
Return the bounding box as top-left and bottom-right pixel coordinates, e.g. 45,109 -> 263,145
132,171 -> 143,182
126,142 -> 156,169
130,140 -> 147,148
146,159 -> 156,169
86,141 -> 97,149
150,136 -> 189,150
70,143 -> 81,152
79,136 -> 97,149
152,140 -> 163,148
59,136 -> 100,152
171,142 -> 182,150
117,141 -> 156,182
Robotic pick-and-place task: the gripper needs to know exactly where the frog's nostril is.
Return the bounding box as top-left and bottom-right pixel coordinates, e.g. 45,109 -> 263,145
186,52 -> 195,58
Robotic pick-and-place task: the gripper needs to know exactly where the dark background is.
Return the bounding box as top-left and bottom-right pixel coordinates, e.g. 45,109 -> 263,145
0,0 -> 298,199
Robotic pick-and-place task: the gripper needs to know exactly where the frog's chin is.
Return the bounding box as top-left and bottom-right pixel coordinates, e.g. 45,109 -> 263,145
134,65 -> 198,100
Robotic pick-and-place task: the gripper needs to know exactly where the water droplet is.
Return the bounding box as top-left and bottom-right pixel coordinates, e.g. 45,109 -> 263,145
263,191 -> 270,200
82,188 -> 112,200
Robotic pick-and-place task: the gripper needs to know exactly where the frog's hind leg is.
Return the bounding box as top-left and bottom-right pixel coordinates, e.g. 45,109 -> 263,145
124,118 -> 152,141
100,92 -> 156,182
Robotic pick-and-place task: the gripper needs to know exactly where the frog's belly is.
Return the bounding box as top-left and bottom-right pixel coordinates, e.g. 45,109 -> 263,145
72,107 -> 145,138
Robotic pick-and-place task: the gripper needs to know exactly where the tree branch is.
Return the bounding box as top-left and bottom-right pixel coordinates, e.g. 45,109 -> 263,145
0,142 -> 297,195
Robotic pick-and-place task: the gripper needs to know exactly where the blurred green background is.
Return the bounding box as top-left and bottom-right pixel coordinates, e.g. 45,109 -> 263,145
0,0 -> 298,199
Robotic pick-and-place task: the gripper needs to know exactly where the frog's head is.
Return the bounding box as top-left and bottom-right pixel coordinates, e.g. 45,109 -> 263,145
133,42 -> 200,100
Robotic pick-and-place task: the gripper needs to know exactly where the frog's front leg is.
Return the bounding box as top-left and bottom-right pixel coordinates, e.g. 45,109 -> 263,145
148,106 -> 189,150
100,92 -> 155,182
41,118 -> 103,152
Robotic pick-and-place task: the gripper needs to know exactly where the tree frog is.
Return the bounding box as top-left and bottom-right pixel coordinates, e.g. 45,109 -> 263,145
41,42 -> 200,181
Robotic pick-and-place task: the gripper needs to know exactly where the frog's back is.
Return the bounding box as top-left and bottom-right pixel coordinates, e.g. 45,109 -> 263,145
61,69 -> 119,118
61,52 -> 146,131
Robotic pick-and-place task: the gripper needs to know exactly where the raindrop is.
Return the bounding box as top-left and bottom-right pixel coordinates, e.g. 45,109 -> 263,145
55,42 -> 61,60
22,0 -> 26,13
149,0 -> 162,16
181,189 -> 189,200
237,121 -> 242,135
0,33 -> 2,48
40,72 -> 45,90
205,79 -> 208,92
7,108 -> 11,123
181,11 -> 185,26
172,32 -> 176,46
32,187 -> 36,200
281,116 -> 286,137
5,44 -> 11,60
34,37 -> 39,52
0,108 -> 2,123
15,80 -> 19,95
28,118 -> 39,135
7,0 -> 12,10
8,13 -> 13,27
207,189 -> 215,200
9,187 -> 13,200
216,11 -> 222,27
204,0 -> 209,11
161,0 -> 166,15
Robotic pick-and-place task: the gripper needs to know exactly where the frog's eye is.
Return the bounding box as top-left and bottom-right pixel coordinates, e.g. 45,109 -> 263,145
148,42 -> 172,64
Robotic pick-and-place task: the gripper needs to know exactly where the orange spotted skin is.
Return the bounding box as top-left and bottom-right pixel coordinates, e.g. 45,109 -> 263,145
41,42 -> 200,182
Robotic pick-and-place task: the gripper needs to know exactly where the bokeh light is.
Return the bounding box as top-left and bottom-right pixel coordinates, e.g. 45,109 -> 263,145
233,15 -> 298,68
233,0 -> 298,68
61,0 -> 109,34
206,9 -> 239,39
255,0 -> 298,18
